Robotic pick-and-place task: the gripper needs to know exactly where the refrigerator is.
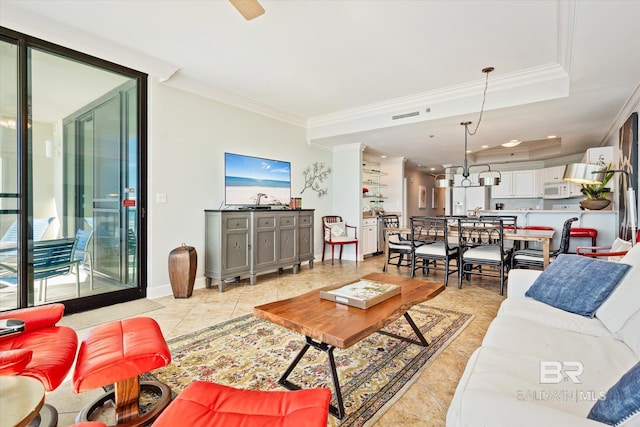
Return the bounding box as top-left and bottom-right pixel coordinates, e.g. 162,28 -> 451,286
445,175 -> 489,215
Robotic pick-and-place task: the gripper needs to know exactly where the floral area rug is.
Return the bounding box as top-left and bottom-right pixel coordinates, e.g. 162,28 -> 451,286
149,305 -> 472,427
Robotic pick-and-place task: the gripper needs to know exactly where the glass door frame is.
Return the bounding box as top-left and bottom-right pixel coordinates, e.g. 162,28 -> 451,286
0,26 -> 148,314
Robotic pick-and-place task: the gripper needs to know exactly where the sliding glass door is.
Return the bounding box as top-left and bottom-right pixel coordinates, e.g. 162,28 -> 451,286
0,27 -> 147,314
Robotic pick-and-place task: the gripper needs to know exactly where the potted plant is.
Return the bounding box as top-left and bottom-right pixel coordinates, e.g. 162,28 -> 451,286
580,163 -> 614,210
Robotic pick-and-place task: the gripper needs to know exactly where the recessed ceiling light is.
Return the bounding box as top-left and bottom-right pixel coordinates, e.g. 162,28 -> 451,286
381,155 -> 387,158
481,145 -> 489,149
501,139 -> 521,148
429,167 -> 436,171
547,135 -> 557,139
466,150 -> 473,154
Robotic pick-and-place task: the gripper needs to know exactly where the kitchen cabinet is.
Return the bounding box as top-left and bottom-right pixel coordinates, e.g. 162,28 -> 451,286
491,170 -> 538,198
362,162 -> 387,214
543,166 -> 565,183
583,146 -> 614,165
361,217 -> 378,256
543,165 -> 582,196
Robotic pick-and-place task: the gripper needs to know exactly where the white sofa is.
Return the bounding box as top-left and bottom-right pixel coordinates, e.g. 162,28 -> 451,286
447,245 -> 640,427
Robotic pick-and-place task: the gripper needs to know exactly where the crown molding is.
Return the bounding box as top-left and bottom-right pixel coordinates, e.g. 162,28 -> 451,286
307,64 -> 568,131
557,0 -> 577,75
163,73 -> 307,128
0,4 -> 179,81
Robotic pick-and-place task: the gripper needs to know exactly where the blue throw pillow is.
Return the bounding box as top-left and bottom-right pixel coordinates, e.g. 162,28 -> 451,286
588,361 -> 640,425
525,254 -> 631,317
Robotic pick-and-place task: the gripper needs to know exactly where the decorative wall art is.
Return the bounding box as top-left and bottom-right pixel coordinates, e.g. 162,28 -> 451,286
301,162 -> 331,198
418,185 -> 427,209
618,112 -> 638,241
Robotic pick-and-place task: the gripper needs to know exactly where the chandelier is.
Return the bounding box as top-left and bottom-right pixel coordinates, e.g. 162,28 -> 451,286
437,67 -> 501,188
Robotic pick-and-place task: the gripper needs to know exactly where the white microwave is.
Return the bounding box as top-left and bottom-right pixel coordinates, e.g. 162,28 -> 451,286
543,182 -> 571,199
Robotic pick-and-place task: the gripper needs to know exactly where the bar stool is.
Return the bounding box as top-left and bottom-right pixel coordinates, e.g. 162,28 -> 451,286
570,227 -> 598,247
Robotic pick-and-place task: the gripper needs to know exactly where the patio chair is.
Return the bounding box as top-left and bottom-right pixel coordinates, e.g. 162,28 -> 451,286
321,215 -> 358,264
74,229 -> 94,290
0,217 -> 54,244
0,238 -> 80,301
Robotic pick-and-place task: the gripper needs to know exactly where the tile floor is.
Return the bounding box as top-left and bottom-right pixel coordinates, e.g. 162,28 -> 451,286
49,255 -> 505,426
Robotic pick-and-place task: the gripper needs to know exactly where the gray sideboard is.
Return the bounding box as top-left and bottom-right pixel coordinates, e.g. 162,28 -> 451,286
205,209 -> 315,291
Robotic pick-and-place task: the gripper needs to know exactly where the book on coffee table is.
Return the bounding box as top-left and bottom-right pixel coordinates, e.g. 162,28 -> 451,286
320,279 -> 401,309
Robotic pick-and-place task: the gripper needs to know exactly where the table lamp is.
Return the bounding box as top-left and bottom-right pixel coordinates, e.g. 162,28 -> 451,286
563,163 -> 637,245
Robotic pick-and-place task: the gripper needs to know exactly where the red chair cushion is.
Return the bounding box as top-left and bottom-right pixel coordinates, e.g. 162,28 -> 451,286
73,317 -> 171,393
0,348 -> 32,375
153,381 -> 331,427
0,325 -> 78,391
0,304 -> 64,339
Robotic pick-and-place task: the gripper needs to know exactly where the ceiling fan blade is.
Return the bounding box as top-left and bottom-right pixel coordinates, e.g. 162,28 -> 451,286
229,0 -> 265,20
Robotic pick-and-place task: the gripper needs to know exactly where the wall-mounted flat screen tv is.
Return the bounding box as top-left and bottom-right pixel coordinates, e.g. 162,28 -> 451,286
225,152 -> 291,206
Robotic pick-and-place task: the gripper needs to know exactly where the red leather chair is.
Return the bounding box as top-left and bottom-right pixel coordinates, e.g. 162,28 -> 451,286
153,381 -> 332,427
70,382 -> 332,427
0,303 -> 78,425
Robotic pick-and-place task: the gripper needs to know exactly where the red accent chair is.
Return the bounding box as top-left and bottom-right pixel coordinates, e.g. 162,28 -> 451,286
322,215 -> 358,264
577,231 -> 640,259
153,381 -> 332,427
0,303 -> 78,425
72,317 -> 172,426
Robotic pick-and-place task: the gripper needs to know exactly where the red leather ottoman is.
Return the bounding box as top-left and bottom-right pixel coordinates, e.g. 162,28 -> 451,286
153,381 -> 332,427
72,317 -> 172,426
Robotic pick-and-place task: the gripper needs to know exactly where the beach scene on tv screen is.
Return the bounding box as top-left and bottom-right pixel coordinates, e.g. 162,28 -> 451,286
225,153 -> 291,205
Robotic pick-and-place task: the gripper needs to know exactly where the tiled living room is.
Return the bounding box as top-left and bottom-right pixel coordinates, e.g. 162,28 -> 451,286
2,1 -> 640,426
49,256 -> 505,427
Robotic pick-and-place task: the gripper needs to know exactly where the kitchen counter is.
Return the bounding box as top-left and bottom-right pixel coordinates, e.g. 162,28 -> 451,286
480,209 -> 617,214
478,209 -> 618,251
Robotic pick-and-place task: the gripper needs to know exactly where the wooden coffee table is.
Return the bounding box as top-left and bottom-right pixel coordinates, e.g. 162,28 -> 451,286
253,273 -> 444,418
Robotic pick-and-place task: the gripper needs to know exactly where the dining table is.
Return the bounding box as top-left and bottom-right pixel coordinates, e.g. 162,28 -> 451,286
503,228 -> 556,268
382,221 -> 556,271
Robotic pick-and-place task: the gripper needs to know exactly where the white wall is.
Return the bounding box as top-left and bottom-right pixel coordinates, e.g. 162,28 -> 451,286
330,143 -> 361,261
601,87 -> 640,240
147,78 -> 333,297
404,168 -> 443,221
380,157 -> 404,216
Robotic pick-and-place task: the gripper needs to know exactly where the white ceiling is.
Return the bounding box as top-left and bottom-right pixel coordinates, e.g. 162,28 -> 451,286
1,0 -> 639,172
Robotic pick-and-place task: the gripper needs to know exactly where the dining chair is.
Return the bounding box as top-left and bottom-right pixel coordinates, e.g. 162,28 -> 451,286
410,216 -> 459,286
479,214 -> 519,250
381,214 -> 411,271
511,217 -> 578,270
458,217 -> 510,295
321,215 -> 358,265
